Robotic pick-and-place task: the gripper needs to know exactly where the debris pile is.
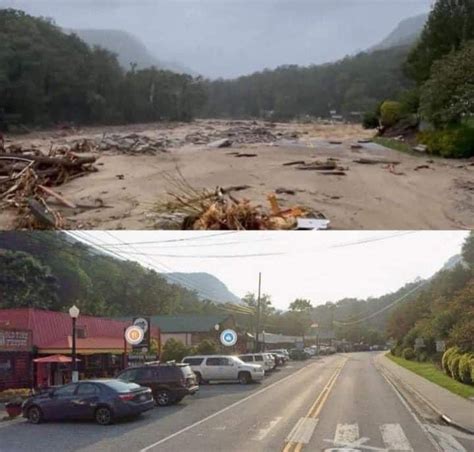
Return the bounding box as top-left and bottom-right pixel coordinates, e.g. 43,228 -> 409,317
95,133 -> 171,154
156,174 -> 327,230
0,144 -> 98,228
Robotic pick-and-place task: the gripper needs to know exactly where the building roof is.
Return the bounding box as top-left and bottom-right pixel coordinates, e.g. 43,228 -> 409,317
148,314 -> 232,333
0,308 -> 158,351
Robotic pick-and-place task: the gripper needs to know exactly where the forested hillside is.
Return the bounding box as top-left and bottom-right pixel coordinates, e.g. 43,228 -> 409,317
370,13 -> 427,51
0,232 -> 229,317
0,9 -> 206,127
69,28 -> 193,74
201,45 -> 413,120
387,233 -> 473,356
164,273 -> 241,305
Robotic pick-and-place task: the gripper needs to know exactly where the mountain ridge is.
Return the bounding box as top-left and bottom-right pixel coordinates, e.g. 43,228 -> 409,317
67,28 -> 195,75
164,272 -> 241,305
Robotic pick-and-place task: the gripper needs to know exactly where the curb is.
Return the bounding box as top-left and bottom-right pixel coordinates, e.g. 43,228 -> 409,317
377,355 -> 474,436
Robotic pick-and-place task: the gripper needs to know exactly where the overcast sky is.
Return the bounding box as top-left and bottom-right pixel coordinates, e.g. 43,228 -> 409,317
69,231 -> 468,310
1,0 -> 433,77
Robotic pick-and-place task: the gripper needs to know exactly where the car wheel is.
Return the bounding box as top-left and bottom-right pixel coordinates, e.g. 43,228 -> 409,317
195,372 -> 202,384
95,406 -> 113,425
238,372 -> 251,385
27,406 -> 43,424
155,390 -> 172,406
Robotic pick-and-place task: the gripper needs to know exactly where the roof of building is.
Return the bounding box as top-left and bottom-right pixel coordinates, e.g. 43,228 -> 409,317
148,314 -> 232,333
0,308 -> 158,351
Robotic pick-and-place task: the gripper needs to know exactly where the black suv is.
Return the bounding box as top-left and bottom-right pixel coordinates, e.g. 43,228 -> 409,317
117,363 -> 199,406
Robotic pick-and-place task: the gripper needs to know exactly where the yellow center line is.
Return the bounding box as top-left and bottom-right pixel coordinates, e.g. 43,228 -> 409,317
283,357 -> 347,452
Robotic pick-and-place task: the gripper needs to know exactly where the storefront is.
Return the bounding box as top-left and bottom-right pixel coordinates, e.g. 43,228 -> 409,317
0,308 -> 160,390
0,327 -> 33,390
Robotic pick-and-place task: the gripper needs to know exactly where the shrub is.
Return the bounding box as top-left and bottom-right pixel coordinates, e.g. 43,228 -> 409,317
0,388 -> 31,403
416,351 -> 428,362
418,125 -> 474,158
442,346 -> 459,375
402,347 -> 415,360
160,338 -> 191,362
380,101 -> 403,128
362,111 -> 379,129
471,359 -> 474,384
458,354 -> 473,385
194,339 -> 219,355
391,345 -> 403,356
449,354 -> 462,381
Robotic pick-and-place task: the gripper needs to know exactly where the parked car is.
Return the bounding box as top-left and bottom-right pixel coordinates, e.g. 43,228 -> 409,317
117,362 -> 198,406
289,349 -> 310,360
182,355 -> 265,384
304,347 -> 317,357
238,353 -> 275,372
268,349 -> 290,360
269,352 -> 286,366
22,380 -> 154,425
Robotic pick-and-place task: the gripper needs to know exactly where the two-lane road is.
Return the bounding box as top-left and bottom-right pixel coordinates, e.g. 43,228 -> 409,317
1,353 -> 472,452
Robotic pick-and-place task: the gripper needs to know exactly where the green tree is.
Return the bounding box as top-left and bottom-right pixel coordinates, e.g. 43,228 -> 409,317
0,250 -> 58,309
405,0 -> 474,84
419,41 -> 474,127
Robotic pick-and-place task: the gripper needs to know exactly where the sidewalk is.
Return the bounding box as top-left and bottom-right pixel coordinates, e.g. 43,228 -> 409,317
376,353 -> 474,433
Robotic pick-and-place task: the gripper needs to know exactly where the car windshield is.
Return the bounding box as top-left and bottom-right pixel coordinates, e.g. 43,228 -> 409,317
230,356 -> 245,364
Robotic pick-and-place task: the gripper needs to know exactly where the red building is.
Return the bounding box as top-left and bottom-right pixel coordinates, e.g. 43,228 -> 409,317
0,308 -> 159,389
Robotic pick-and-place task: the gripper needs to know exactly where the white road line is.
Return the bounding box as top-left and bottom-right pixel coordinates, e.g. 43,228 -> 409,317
424,425 -> 467,452
334,423 -> 360,445
377,367 -> 442,452
380,423 -> 413,451
285,417 -> 318,444
140,358 -> 332,452
253,416 -> 283,441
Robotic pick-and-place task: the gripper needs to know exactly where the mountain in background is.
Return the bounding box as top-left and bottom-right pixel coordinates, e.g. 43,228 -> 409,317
68,28 -> 195,75
164,273 -> 241,305
370,13 -> 428,51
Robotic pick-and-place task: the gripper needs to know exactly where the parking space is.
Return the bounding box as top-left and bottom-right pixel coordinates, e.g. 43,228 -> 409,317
0,358 -> 320,452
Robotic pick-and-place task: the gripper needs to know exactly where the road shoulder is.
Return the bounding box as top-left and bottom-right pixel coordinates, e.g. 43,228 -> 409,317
376,352 -> 474,434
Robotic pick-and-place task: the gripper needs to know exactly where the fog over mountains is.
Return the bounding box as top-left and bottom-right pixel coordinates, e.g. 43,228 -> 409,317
0,0 -> 431,78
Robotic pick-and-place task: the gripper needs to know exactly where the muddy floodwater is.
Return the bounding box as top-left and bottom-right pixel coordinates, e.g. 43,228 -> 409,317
1,119 -> 473,230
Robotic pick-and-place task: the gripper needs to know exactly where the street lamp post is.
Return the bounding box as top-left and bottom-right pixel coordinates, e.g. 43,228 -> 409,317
69,305 -> 80,383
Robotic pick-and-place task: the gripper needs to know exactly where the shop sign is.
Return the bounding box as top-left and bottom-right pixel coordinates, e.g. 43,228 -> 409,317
124,326 -> 144,346
220,329 -> 237,347
132,317 -> 151,350
0,329 -> 32,352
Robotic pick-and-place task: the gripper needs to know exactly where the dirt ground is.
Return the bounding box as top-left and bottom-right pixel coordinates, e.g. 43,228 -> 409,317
1,119 -> 473,230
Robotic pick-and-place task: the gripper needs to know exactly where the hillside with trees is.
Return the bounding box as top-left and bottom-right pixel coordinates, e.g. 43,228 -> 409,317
372,0 -> 474,158
201,44 -> 413,120
69,28 -> 194,74
0,9 -> 206,128
0,231 -> 228,317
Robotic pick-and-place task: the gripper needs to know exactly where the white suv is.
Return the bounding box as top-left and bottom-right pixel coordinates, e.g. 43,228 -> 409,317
182,355 -> 265,384
239,353 -> 275,372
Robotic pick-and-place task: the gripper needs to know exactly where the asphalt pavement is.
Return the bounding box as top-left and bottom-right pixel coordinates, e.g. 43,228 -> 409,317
0,353 -> 472,452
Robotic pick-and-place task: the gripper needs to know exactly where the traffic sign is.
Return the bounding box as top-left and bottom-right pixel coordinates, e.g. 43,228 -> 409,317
125,325 -> 145,346
220,329 -> 238,347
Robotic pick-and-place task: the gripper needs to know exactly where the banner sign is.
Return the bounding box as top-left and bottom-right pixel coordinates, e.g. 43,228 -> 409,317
0,329 -> 32,352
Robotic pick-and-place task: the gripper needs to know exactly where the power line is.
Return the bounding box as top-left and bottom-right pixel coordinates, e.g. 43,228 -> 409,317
97,232 -> 237,246
333,279 -> 430,326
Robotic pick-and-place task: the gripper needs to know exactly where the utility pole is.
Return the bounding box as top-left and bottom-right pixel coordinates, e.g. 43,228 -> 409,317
255,272 -> 261,352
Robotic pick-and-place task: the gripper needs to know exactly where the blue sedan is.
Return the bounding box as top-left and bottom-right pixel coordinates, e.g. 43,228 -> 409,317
22,379 -> 154,425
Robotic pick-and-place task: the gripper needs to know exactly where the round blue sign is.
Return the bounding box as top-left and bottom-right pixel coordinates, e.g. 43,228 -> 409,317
220,329 -> 237,346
